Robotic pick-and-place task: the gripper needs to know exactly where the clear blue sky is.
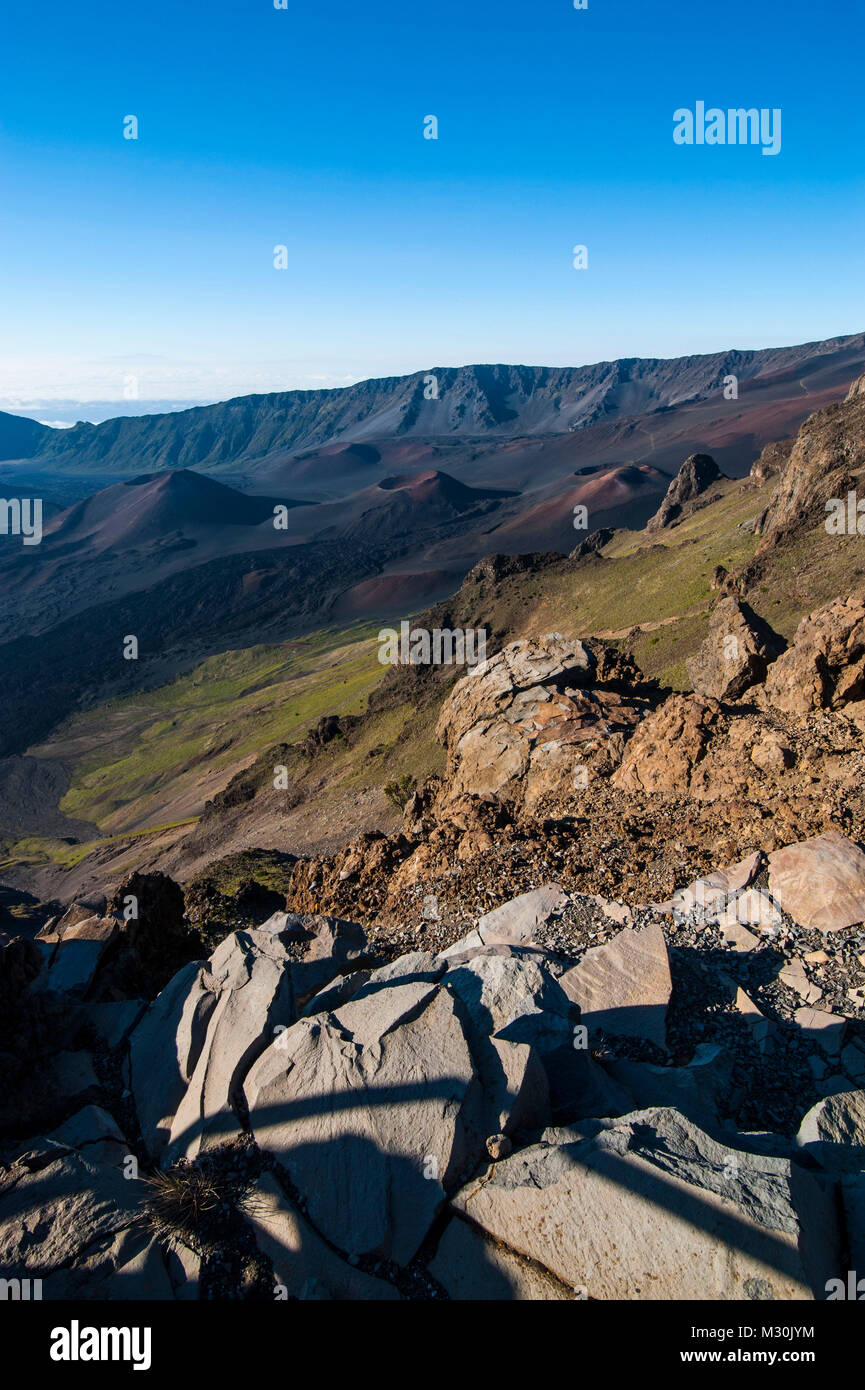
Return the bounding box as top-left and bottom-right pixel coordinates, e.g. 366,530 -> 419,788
1,0 -> 863,412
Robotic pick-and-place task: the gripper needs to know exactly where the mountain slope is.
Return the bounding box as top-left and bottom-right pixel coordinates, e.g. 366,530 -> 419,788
0,469 -> 310,644
42,468 -> 298,550
9,365 -> 865,905
0,410 -> 53,461
16,333 -> 865,475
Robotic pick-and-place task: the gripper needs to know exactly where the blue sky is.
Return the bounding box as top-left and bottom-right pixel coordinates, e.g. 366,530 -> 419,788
1,0 -> 863,414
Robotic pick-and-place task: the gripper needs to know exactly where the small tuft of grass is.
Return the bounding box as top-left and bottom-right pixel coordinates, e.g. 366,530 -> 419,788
139,1160 -> 262,1249
383,773 -> 416,811
139,1167 -> 226,1246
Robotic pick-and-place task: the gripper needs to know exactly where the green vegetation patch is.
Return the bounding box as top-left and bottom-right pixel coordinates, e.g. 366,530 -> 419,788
32,624 -> 385,836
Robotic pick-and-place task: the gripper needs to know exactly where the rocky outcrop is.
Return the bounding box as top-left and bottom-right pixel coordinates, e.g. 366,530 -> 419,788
128,960 -> 221,1158
760,592 -> 865,717
245,976 -> 482,1264
797,1089 -> 865,1173
162,927 -> 298,1163
35,871 -> 202,1005
283,611 -> 865,930
465,552 -> 563,586
610,686 -> 861,818
755,377 -> 865,544
611,694 -> 716,796
247,1171 -> 400,1300
128,913 -> 373,1159
5,864 -> 865,1300
686,598 -> 784,701
645,453 -> 724,533
435,633 -> 650,812
569,526 -> 615,561
0,1104 -> 165,1300
751,437 -> 794,486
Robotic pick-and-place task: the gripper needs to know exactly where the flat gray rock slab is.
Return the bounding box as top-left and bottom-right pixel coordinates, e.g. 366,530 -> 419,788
0,1148 -> 142,1277
475,885 -> 569,946
48,1227 -> 176,1301
768,831 -> 865,931
719,889 -> 782,933
669,851 -> 762,916
128,960 -> 217,1158
11,1105 -> 129,1178
794,1007 -> 846,1055
450,1106 -> 839,1300
444,951 -> 553,1036
245,980 -> 480,1265
428,1213 -> 572,1300
165,1242 -> 201,1301
165,928 -> 297,1163
37,939 -> 107,997
559,923 -> 671,1049
779,959 -> 823,1005
248,1172 -> 400,1300
720,918 -> 762,952
797,1088 -> 865,1172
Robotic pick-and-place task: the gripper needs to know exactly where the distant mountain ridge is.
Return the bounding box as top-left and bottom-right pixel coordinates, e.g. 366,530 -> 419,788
4,332 -> 864,473
0,411 -> 54,461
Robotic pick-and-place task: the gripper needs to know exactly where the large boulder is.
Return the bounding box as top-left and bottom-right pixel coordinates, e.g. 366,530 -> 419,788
435,634 -> 647,811
128,913 -> 372,1159
686,598 -> 784,701
449,1107 -> 840,1300
797,1088 -> 865,1173
441,943 -> 635,1125
34,916 -> 120,999
428,1212 -> 573,1299
667,850 -> 762,917
0,1106 -> 155,1298
569,526 -> 615,561
79,872 -> 202,1002
768,831 -> 865,931
441,884 -> 569,958
244,977 -> 483,1265
610,687 -> 855,810
611,694 -> 716,796
244,943 -> 577,1264
442,950 -> 557,1135
128,961 -> 218,1158
761,593 -> 865,717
